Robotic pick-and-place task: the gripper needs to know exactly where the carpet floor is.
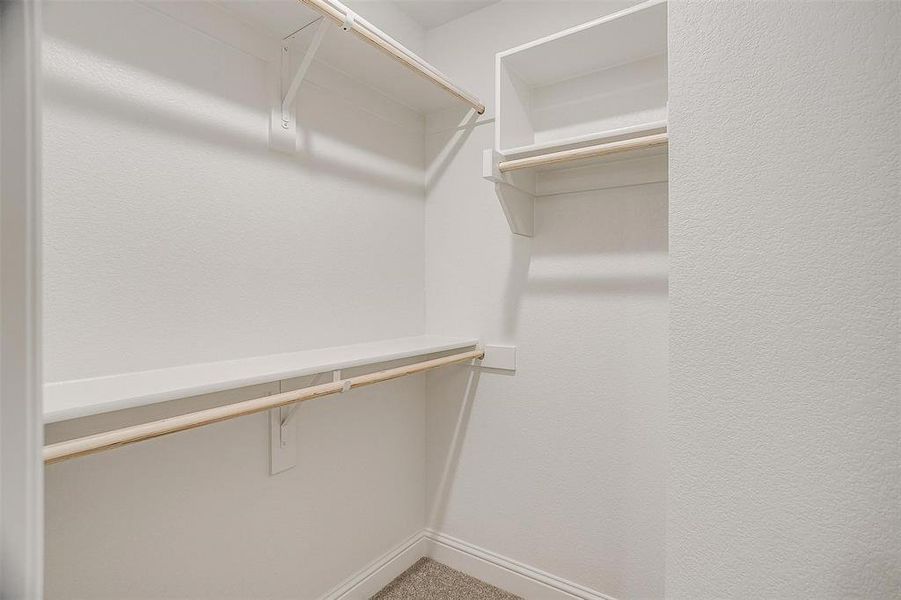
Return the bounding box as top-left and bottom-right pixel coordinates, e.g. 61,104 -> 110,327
371,558 -> 521,600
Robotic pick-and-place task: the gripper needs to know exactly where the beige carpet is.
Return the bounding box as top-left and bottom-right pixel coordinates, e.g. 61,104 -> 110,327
371,558 -> 521,600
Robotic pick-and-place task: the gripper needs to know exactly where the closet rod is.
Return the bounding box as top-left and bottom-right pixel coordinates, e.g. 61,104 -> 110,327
44,348 -> 484,465
297,0 -> 485,115
498,132 -> 669,173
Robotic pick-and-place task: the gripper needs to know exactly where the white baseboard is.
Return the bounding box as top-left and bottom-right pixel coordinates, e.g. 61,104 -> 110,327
317,531 -> 428,600
320,528 -> 615,600
423,530 -> 616,600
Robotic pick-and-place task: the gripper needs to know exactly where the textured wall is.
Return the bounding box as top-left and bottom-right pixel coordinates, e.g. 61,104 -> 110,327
42,0 -> 425,382
42,1 -> 429,597
423,2 -> 668,598
46,372 -> 427,599
668,1 -> 900,597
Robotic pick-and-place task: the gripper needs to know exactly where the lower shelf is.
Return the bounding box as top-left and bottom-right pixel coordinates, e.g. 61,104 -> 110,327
498,132 -> 668,173
482,130 -> 668,237
43,335 -> 479,423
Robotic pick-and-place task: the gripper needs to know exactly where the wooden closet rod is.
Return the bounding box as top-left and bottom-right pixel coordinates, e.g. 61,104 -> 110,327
44,348 -> 484,465
498,132 -> 669,173
298,0 -> 486,114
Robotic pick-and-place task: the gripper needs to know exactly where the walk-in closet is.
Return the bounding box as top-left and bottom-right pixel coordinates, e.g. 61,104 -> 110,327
1,0 -> 897,598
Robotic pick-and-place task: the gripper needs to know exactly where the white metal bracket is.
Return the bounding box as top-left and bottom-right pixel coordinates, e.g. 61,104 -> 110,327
269,403 -> 297,475
277,370 -> 343,429
268,388 -> 297,475
282,17 -> 329,127
482,149 -> 535,237
269,17 -> 330,153
269,369 -> 350,475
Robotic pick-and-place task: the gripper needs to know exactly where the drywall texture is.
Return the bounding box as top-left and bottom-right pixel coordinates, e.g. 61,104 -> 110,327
45,371 -> 427,599
42,1 -> 429,597
42,0 -> 425,382
668,2 -> 900,598
423,2 -> 667,598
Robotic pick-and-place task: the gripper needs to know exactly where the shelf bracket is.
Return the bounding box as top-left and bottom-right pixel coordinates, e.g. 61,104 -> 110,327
282,17 -> 329,127
270,17 -> 330,153
270,369 -> 350,474
270,368 -> 336,475
269,389 -> 297,475
276,369 -> 348,427
482,149 -> 534,237
277,370 -> 332,432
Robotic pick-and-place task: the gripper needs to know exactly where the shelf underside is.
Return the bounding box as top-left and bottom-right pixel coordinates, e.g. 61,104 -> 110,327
216,0 -> 470,114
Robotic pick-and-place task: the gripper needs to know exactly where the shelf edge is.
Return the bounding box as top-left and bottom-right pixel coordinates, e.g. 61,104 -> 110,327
44,336 -> 479,423
499,121 -> 667,159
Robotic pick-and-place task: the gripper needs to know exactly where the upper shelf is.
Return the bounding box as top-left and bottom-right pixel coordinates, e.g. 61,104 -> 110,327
216,0 -> 484,115
486,1 -> 668,237
495,0 -> 667,155
498,0 -> 667,87
44,335 -> 479,423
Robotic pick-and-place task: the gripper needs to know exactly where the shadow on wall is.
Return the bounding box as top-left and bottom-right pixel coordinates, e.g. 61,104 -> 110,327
295,74 -> 426,174
43,0 -> 426,198
43,69 -> 424,199
423,109 -> 668,342
500,232 -> 533,342
426,365 -> 482,530
426,108 -> 482,194
501,180 -> 669,338
43,1 -> 265,110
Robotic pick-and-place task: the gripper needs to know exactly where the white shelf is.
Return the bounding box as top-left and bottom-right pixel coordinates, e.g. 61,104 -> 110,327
495,0 -> 667,154
487,0 -> 668,237
44,335 -> 479,423
499,121 -> 667,161
498,0 -> 667,86
216,0 -> 480,115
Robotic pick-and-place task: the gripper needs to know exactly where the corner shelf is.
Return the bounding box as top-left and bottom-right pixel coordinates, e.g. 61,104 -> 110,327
485,0 -> 668,236
495,0 -> 666,154
44,335 -> 479,423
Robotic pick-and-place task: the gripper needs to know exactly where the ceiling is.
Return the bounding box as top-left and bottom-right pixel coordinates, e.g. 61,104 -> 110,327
390,0 -> 500,30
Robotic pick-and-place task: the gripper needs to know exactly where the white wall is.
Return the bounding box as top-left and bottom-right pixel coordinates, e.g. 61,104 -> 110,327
42,1 -> 430,597
42,0 -> 425,383
423,2 -> 668,598
668,1 -> 900,598
42,0 -> 900,598
344,0 -> 426,56
45,371 -> 428,599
